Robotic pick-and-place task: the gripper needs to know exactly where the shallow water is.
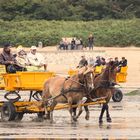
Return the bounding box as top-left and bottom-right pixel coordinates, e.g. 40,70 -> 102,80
0,96 -> 140,139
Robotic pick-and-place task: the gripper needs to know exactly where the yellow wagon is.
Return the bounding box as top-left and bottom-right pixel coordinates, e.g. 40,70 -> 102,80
68,66 -> 128,83
0,67 -> 106,121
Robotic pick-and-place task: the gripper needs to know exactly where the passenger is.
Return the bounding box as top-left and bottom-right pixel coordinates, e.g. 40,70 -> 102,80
116,57 -> 127,72
27,46 -> 47,71
0,43 -> 26,73
88,57 -> 95,67
107,57 -> 113,63
119,57 -> 127,67
77,55 -> 88,68
94,56 -> 102,67
114,57 -> 119,66
100,57 -> 106,65
16,45 -> 30,70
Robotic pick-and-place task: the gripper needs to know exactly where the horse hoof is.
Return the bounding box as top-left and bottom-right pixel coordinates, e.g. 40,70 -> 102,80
73,116 -> 77,122
43,116 -> 49,120
73,118 -> 77,122
85,115 -> 89,120
32,117 -> 43,122
107,118 -> 112,123
99,119 -> 103,124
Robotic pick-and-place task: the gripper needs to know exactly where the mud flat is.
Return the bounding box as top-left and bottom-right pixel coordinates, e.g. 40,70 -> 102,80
0,95 -> 140,139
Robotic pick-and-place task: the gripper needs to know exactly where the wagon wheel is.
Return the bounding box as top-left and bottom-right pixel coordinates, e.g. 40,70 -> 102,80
14,113 -> 24,121
112,89 -> 123,102
1,102 -> 16,121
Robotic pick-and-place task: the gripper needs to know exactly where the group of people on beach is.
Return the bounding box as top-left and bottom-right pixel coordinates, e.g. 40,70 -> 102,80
59,38 -> 83,50
0,44 -> 47,73
58,34 -> 94,50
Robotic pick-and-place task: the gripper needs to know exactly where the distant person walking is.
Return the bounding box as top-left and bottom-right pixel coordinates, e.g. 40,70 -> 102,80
88,34 -> 94,50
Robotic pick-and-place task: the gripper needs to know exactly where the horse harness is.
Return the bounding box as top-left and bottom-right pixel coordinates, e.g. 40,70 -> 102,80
60,77 -> 85,101
51,75 -> 92,102
90,67 -> 117,99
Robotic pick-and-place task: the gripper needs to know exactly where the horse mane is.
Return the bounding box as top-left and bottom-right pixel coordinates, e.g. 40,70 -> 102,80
94,62 -> 115,88
70,74 -> 79,81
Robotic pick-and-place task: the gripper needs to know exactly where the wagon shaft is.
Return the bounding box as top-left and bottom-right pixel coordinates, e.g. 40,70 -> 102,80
0,98 -> 106,113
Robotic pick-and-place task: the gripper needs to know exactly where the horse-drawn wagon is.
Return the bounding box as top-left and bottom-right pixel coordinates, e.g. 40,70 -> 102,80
0,65 -> 106,122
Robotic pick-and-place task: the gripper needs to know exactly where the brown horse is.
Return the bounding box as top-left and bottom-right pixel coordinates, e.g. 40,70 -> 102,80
84,61 -> 118,123
41,67 -> 94,122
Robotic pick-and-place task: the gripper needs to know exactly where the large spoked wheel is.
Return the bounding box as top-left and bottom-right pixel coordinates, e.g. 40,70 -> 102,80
112,89 -> 123,102
1,102 -> 16,121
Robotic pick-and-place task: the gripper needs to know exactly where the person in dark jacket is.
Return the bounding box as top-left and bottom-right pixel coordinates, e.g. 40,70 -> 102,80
94,56 -> 102,67
0,43 -> 25,73
101,57 -> 106,65
114,57 -> 119,66
77,55 -> 88,68
117,57 -> 127,72
88,34 -> 94,50
119,57 -> 127,67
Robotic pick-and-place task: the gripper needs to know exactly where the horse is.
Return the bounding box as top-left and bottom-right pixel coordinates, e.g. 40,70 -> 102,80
41,66 -> 94,122
83,61 -> 118,123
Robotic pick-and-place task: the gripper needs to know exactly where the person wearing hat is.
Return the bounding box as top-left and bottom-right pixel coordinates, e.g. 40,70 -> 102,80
77,55 -> 88,68
0,43 -> 25,73
16,45 -> 30,70
27,46 -> 47,71
94,56 -> 102,67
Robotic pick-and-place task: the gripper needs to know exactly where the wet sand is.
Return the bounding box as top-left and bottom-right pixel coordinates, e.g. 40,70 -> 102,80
0,95 -> 140,139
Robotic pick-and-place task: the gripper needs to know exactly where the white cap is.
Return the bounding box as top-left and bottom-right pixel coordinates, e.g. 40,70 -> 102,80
17,45 -> 24,53
30,46 -> 37,50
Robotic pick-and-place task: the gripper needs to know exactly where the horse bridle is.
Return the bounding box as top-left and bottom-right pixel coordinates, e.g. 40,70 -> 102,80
94,66 -> 116,90
83,71 -> 94,91
61,72 -> 94,99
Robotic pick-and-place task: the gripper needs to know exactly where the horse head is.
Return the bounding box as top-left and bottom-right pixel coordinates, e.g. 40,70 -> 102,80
78,66 -> 95,91
106,61 -> 118,83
